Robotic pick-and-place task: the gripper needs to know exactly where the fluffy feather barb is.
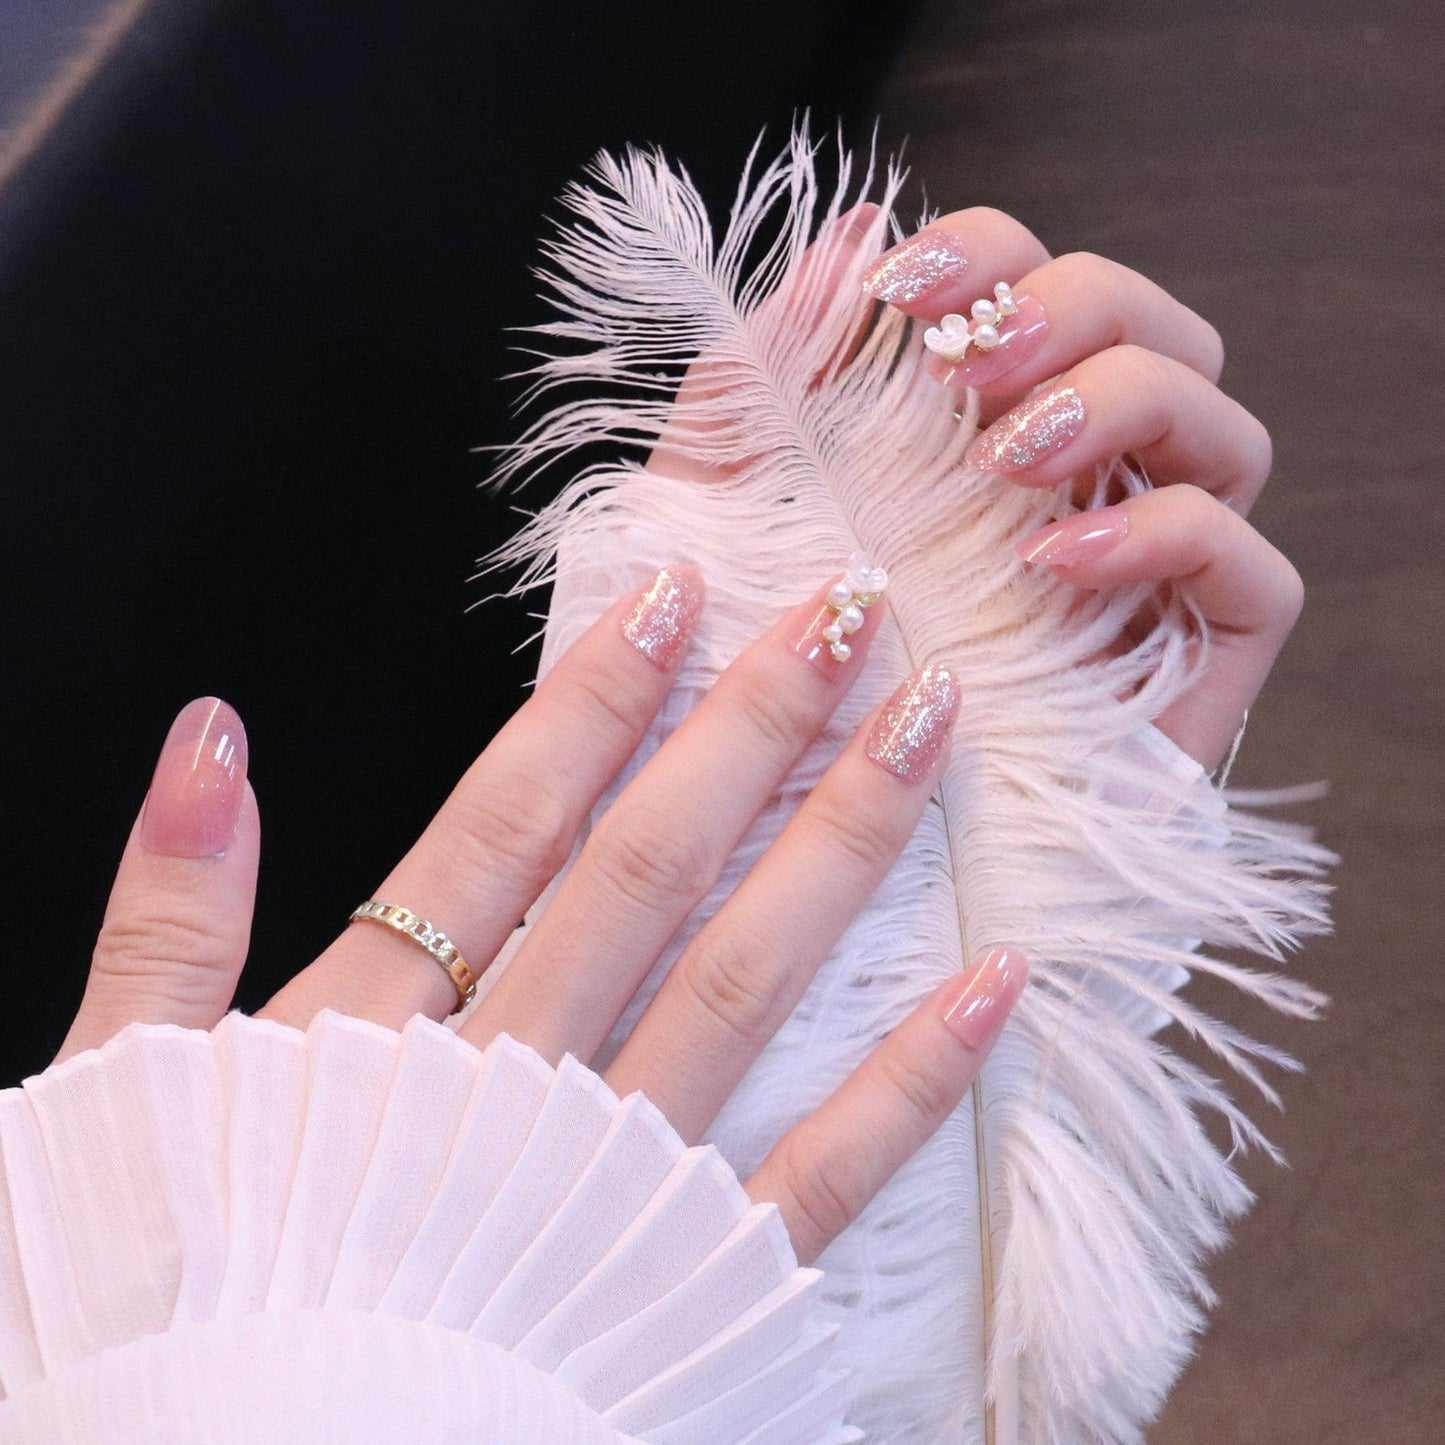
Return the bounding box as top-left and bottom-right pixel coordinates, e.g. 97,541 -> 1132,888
485,133 -> 1333,1444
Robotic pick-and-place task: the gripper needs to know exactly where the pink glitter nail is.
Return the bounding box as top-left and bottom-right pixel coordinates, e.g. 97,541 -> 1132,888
862,230 -> 970,304
621,564 -> 704,670
865,666 -> 960,782
967,385 -> 1086,473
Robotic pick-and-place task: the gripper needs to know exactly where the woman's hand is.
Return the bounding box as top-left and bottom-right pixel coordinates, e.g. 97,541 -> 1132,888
864,210 -> 1302,770
56,567 -> 1026,1266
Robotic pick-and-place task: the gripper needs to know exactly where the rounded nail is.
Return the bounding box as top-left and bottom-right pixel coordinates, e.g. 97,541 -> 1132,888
942,947 -> 1029,1050
862,229 -> 970,305
865,665 -> 960,782
139,697 -> 248,858
622,564 -> 705,670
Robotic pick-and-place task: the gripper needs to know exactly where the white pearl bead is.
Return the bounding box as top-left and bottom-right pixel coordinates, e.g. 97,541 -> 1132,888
830,641 -> 852,663
827,580 -> 854,609
822,622 -> 844,643
972,323 -> 1000,350
994,280 -> 1013,299
970,298 -> 998,324
838,603 -> 865,634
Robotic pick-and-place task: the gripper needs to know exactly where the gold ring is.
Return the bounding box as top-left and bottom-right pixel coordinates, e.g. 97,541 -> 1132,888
347,899 -> 478,1013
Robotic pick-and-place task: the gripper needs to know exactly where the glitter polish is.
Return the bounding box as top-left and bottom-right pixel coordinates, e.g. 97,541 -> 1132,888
1015,508 -> 1130,568
140,697 -> 248,858
861,229 -> 970,304
942,948 -> 1029,1050
865,666 -> 960,782
621,564 -> 705,670
966,385 -> 1087,473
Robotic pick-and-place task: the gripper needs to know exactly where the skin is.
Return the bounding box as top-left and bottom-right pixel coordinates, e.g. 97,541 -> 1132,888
53,208 -> 1302,1265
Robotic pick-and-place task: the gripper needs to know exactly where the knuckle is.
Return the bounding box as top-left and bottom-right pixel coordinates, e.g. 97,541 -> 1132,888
798,792 -> 894,874
1271,555 -> 1306,629
870,1047 -> 957,1128
1196,318 -> 1227,380
559,655 -> 655,740
1111,341 -> 1177,394
588,807 -> 715,914
772,1135 -> 859,1257
729,677 -> 811,756
455,776 -> 575,884
676,925 -> 785,1046
93,909 -> 231,980
1242,412 -> 1274,482
1056,249 -> 1124,296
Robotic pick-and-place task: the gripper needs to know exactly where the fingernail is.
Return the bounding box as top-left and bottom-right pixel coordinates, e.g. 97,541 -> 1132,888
865,665 -> 960,781
140,697 -> 248,858
861,228 -> 969,304
966,385 -> 1086,473
925,292 -> 1050,388
622,564 -> 705,670
942,947 -> 1029,1050
794,553 -> 889,676
1015,508 -> 1130,568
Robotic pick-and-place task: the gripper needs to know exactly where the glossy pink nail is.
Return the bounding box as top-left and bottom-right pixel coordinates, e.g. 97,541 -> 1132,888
942,947 -> 1029,1049
140,697 -> 248,858
865,666 -> 960,781
926,293 -> 1050,388
794,554 -> 889,676
1015,508 -> 1130,568
862,229 -> 969,304
967,385 -> 1086,473
622,564 -> 705,670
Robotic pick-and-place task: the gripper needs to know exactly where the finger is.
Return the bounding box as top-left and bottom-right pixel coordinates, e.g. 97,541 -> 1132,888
1014,486 -> 1304,768
861,207 -> 1052,317
261,565 -> 704,1031
607,666 -> 961,1142
57,698 -> 258,1063
966,348 -> 1274,513
463,563 -> 890,1063
745,948 -> 1029,1265
923,250 -> 1224,396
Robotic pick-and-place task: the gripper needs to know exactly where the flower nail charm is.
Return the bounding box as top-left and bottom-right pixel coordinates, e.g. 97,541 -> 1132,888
820,551 -> 889,663
923,282 -> 1019,363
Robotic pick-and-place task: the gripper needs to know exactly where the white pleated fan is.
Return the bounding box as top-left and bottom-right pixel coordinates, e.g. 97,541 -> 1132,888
0,1012 -> 856,1444
483,132 -> 1335,1443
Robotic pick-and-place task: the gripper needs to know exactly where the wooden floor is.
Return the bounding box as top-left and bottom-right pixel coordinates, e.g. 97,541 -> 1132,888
874,1 -> 1444,1438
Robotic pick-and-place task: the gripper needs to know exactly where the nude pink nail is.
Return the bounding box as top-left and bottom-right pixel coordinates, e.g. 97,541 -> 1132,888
862,229 -> 970,304
942,947 -> 1029,1049
140,697 -> 248,858
621,564 -> 704,670
865,666 -> 960,782
1015,508 -> 1130,568
794,554 -> 889,677
967,385 -> 1086,473
925,293 -> 1050,388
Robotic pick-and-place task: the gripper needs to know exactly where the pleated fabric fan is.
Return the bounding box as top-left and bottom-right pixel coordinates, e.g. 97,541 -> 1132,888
0,1011 -> 856,1443
484,132 -> 1335,1443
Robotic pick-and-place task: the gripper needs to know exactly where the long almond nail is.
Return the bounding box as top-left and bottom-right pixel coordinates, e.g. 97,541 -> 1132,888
942,947 -> 1029,1049
622,564 -> 705,670
1015,508 -> 1130,567
865,666 -> 960,781
862,229 -> 970,304
926,292 -> 1051,388
794,553 -> 889,676
967,385 -> 1086,473
140,698 -> 248,858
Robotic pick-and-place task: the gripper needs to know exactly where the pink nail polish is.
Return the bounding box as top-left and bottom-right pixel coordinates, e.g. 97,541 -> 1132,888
1015,508 -> 1130,568
140,697 -> 248,858
862,229 -> 969,304
621,564 -> 704,670
942,947 -> 1029,1050
865,666 -> 960,782
794,554 -> 889,676
925,293 -> 1050,389
967,385 -> 1086,473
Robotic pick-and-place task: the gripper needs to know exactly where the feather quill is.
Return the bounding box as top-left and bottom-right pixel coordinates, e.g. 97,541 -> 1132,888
481,132 -> 1333,1444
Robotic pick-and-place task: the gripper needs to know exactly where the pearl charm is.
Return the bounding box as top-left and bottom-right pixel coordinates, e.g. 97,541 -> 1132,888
923,281 -> 1020,362
815,552 -> 888,666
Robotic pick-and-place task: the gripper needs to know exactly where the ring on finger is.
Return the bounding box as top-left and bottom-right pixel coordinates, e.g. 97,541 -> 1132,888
348,899 -> 478,1012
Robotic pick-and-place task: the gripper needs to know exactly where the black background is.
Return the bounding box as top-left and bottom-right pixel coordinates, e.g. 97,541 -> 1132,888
0,0 -> 916,1078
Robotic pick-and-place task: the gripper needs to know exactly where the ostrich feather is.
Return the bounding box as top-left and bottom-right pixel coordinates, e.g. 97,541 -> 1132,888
480,132 -> 1334,1444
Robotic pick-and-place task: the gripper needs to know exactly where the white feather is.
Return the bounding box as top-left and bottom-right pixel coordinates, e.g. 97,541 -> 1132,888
480,131 -> 1334,1443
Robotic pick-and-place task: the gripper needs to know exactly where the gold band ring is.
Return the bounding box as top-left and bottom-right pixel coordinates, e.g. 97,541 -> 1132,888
347,899 -> 478,1013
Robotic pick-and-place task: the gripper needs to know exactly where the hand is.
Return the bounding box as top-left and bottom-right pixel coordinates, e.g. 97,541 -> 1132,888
55,568 -> 1026,1266
864,210 -> 1303,770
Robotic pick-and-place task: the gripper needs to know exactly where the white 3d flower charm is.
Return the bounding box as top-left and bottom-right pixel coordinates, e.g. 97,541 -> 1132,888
923,281 -> 1019,362
820,551 -> 889,663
